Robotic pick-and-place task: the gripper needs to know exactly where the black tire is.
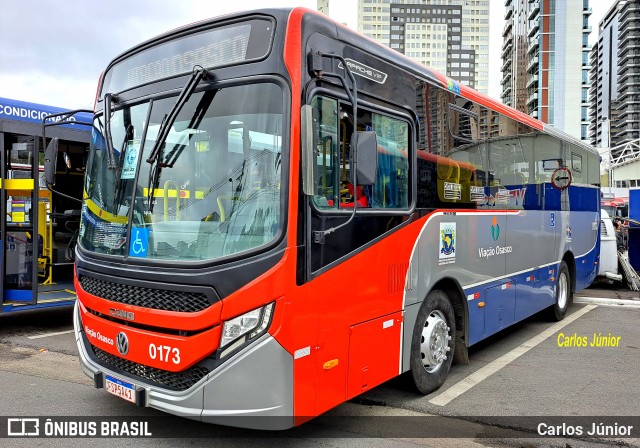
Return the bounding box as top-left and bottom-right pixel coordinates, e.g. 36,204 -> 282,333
549,261 -> 572,321
410,290 -> 456,395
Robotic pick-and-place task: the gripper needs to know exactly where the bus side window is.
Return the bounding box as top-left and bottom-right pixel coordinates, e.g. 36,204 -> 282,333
310,96 -> 339,208
309,96 -> 410,210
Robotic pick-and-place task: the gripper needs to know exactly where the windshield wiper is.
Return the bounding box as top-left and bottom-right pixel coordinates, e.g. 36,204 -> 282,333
113,123 -> 133,213
104,93 -> 119,170
145,66 -> 212,212
146,66 -> 212,165
147,147 -> 163,213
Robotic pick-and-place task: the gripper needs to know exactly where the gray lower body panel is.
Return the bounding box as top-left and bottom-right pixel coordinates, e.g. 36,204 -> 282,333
74,301 -> 294,429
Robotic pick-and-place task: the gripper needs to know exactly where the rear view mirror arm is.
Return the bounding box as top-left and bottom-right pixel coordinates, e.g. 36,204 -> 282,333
306,51 -> 361,244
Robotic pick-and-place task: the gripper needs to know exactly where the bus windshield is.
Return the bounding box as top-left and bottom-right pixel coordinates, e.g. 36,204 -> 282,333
80,82 -> 285,262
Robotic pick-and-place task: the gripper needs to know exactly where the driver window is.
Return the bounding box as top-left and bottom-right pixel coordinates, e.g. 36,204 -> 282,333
310,95 -> 409,210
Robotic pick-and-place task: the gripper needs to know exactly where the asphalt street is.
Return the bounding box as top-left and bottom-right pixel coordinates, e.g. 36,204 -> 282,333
0,284 -> 639,447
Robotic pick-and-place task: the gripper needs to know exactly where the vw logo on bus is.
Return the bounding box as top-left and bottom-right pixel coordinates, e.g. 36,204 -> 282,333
116,332 -> 129,356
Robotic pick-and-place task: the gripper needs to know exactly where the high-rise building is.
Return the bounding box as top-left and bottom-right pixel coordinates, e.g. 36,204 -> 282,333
589,0 -> 640,150
500,0 -> 591,140
357,0 -> 490,94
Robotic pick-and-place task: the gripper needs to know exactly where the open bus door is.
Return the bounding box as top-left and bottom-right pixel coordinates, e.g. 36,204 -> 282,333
0,110 -> 91,313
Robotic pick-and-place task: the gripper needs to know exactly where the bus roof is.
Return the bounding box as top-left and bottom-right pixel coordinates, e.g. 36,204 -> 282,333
99,7 -> 598,157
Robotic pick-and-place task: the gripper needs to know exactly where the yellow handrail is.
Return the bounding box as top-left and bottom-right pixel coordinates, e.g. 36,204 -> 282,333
163,180 -> 180,221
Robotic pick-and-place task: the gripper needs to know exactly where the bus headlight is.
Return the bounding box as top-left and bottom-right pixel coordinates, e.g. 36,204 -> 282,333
220,303 -> 274,356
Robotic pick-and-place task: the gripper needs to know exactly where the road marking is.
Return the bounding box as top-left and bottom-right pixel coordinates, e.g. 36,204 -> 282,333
429,304 -> 597,406
27,330 -> 75,340
575,296 -> 640,308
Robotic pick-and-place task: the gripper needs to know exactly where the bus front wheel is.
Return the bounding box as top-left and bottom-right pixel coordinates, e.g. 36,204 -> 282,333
550,261 -> 571,321
410,290 -> 456,394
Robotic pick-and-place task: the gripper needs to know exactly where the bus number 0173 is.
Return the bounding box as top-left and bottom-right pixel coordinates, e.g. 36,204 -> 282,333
148,344 -> 181,365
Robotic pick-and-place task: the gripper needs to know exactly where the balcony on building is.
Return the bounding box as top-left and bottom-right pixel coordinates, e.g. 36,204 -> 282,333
528,2 -> 540,21
526,55 -> 539,73
619,43 -> 640,61
620,10 -> 640,28
619,49 -> 640,65
501,71 -> 511,86
505,0 -> 512,6
617,106 -> 640,120
503,21 -> 513,37
501,41 -> 513,59
618,24 -> 640,42
583,6 -> 592,16
528,22 -> 540,38
526,73 -> 539,89
528,38 -> 539,55
526,90 -> 538,105
619,92 -> 640,104
501,56 -> 512,73
618,91 -> 640,104
503,32 -> 513,48
618,59 -> 640,76
621,2 -> 640,15
617,71 -> 636,85
505,3 -> 514,20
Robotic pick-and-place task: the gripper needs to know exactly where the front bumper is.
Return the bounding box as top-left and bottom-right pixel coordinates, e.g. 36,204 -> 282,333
73,301 -> 294,429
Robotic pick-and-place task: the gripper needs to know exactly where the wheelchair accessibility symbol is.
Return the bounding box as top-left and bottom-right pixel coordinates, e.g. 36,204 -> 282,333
129,227 -> 149,257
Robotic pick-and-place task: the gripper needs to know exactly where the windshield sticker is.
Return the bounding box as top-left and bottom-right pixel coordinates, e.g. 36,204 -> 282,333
444,182 -> 462,200
121,140 -> 140,180
496,188 -> 510,204
129,227 -> 149,257
470,186 -> 485,202
439,222 -> 456,266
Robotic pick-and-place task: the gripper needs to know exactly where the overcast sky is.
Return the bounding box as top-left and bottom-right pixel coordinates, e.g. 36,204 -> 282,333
0,0 -> 614,110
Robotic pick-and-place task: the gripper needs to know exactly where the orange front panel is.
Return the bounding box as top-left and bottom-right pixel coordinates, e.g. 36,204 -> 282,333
314,325 -> 349,415
74,276 -> 223,332
347,312 -> 403,399
79,301 -> 221,372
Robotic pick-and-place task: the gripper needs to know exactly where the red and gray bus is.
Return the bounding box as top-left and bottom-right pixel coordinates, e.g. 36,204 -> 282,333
46,7 -> 600,429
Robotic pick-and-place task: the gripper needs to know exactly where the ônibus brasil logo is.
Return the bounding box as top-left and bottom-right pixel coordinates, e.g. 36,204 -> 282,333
491,216 -> 500,241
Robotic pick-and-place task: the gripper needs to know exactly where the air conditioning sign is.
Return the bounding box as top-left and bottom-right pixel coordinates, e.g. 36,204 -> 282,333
338,59 -> 388,84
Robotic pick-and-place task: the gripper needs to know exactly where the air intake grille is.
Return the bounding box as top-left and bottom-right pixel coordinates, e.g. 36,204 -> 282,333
600,220 -> 609,237
79,275 -> 211,313
91,345 -> 210,391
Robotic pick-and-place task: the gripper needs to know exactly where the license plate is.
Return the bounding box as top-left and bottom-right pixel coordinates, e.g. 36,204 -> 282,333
105,375 -> 136,404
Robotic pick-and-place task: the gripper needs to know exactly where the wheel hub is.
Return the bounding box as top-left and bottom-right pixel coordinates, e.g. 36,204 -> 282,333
420,310 -> 451,373
558,271 -> 568,309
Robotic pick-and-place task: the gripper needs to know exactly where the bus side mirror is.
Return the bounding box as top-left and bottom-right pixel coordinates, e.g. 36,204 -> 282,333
44,137 -> 59,187
355,131 -> 377,186
301,105 -> 316,196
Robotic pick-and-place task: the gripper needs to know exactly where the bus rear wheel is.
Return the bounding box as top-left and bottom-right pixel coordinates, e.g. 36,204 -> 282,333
550,261 -> 571,321
410,290 -> 456,394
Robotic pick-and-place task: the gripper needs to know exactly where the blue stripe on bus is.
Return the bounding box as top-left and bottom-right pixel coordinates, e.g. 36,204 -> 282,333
519,184 -> 599,212
464,242 -> 598,346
